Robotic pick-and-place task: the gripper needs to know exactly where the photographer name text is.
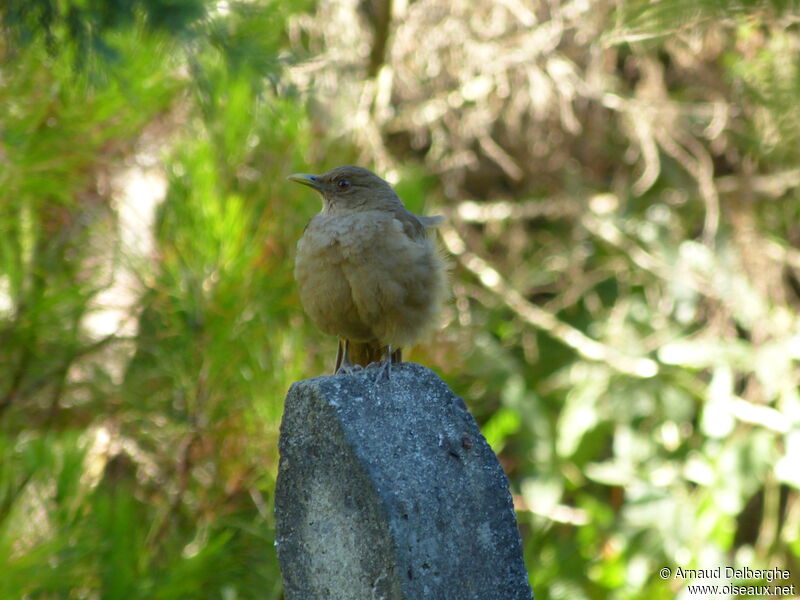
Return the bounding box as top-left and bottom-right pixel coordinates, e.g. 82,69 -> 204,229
673,567 -> 790,582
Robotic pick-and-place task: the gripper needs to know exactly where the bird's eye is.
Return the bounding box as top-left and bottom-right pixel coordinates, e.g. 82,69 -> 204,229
336,179 -> 351,190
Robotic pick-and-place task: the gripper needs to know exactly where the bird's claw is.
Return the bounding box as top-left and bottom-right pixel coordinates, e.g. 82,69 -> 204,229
335,362 -> 363,376
372,359 -> 392,383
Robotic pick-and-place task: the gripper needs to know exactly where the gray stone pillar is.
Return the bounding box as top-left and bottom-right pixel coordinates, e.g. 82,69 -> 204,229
275,363 -> 533,600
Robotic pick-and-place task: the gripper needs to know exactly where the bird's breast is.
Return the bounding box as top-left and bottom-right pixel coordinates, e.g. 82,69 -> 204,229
294,210 -> 446,347
293,214 -> 376,341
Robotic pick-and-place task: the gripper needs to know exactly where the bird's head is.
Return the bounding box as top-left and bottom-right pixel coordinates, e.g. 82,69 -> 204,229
288,166 -> 401,213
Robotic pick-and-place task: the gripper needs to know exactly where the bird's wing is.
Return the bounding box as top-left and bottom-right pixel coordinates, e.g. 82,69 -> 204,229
418,215 -> 445,228
392,208 -> 445,240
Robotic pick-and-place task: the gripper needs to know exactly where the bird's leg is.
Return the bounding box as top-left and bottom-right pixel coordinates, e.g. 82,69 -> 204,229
390,347 -> 402,364
334,339 -> 344,374
335,339 -> 363,375
373,344 -> 398,382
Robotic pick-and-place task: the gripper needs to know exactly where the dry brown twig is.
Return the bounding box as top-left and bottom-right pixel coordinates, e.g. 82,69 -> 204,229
440,224 -> 660,378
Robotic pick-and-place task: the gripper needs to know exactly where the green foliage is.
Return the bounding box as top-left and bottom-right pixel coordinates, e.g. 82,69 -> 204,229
725,18 -> 800,165
1,0 -> 311,598
2,0 -> 800,598
2,0 -> 206,64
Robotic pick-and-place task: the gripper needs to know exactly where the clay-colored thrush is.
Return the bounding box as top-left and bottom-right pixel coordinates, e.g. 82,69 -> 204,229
289,165 -> 448,375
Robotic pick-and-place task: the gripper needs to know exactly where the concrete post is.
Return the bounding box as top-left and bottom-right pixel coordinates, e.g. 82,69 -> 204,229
275,363 -> 533,600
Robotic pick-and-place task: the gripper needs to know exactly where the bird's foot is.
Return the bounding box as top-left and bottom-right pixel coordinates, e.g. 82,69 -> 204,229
370,345 -> 400,383
335,356 -> 363,376
370,356 -> 400,383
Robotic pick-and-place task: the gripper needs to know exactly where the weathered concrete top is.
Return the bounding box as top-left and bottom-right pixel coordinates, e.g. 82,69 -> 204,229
275,363 -> 533,600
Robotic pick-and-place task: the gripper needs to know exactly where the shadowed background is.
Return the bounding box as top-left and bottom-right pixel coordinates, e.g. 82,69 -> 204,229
1,0 -> 799,598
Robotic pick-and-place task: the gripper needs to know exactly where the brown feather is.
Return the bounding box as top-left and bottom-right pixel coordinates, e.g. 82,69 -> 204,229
291,166 -> 448,374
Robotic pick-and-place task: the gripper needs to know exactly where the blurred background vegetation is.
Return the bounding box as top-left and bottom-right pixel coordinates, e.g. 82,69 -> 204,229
1,0 -> 799,598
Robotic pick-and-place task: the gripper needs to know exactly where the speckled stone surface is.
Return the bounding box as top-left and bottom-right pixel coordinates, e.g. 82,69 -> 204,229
275,363 -> 533,600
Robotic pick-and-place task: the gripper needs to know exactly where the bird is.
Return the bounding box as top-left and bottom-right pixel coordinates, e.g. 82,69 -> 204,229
289,165 -> 448,376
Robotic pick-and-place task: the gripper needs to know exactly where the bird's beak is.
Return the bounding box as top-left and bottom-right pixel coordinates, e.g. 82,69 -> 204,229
287,173 -> 323,191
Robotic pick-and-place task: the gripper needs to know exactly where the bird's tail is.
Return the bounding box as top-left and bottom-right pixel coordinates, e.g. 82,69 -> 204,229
336,340 -> 402,372
346,340 -> 384,368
